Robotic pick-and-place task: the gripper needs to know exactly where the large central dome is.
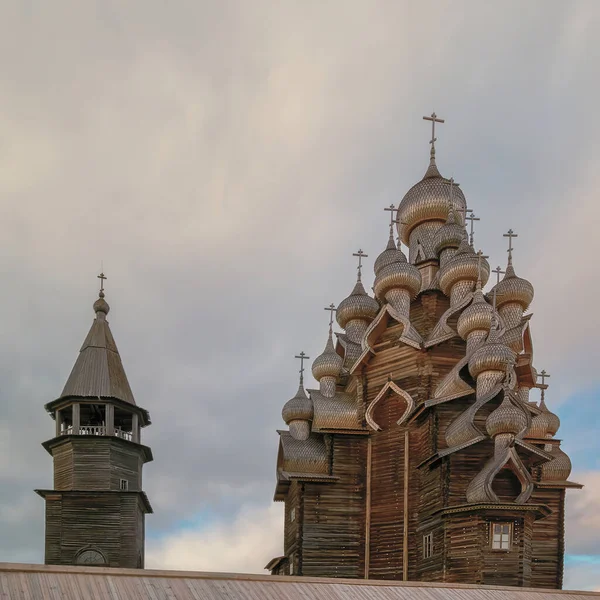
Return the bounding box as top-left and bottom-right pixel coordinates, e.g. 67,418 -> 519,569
397,153 -> 467,262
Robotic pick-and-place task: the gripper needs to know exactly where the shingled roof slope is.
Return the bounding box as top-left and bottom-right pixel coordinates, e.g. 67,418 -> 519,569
0,563 -> 597,600
59,299 -> 136,405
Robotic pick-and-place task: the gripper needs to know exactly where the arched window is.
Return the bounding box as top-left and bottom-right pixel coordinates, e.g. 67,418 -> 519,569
74,546 -> 107,566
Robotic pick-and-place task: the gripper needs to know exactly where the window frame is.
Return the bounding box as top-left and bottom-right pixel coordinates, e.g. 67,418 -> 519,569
119,478 -> 129,491
290,507 -> 296,522
490,522 -> 513,551
423,532 -> 434,559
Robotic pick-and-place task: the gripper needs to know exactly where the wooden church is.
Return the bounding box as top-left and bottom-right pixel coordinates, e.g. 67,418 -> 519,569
269,114 -> 580,588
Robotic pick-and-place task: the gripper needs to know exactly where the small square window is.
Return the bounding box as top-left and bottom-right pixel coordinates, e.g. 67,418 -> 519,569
491,522 -> 512,550
119,479 -> 129,491
423,532 -> 433,559
290,507 -> 296,522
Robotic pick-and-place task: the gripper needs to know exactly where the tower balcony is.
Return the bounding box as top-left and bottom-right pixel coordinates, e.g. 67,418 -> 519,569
53,401 -> 142,444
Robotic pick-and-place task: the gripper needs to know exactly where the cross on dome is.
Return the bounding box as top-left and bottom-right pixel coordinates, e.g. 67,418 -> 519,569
492,266 -> 505,285
423,112 -> 445,155
503,229 -> 518,263
353,249 -> 368,282
466,213 -> 480,247
324,303 -> 337,333
384,204 -> 398,233
294,351 -> 310,384
538,369 -> 551,387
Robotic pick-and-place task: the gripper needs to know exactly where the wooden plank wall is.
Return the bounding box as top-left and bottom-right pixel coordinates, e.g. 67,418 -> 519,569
302,435 -> 366,578
529,487 -> 565,589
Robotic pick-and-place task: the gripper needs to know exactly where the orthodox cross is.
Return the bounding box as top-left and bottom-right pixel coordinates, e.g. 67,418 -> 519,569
384,204 -> 397,234
503,229 -> 518,261
448,177 -> 457,205
97,271 -> 107,295
455,205 -> 473,227
466,213 -> 480,247
423,112 -> 445,151
324,303 -> 337,332
538,369 -> 551,387
295,351 -> 310,384
353,249 -> 367,282
492,266 -> 505,285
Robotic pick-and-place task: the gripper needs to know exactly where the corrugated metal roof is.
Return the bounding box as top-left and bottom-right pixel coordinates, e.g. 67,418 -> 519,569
60,313 -> 136,405
0,563 -> 597,600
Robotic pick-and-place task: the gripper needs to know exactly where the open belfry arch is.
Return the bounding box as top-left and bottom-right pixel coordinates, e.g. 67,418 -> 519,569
268,114 -> 580,588
36,274 -> 153,569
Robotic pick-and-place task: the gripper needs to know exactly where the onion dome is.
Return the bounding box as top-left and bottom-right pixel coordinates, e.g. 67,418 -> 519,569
282,383 -> 313,425
491,257 -> 534,312
438,238 -> 490,296
373,231 -> 421,301
336,280 -> 379,329
312,330 -> 343,381
541,446 -> 572,481
457,278 -> 494,340
397,154 -> 467,247
486,393 -> 528,437
93,291 -> 110,316
433,207 -> 465,255
528,391 -> 560,438
468,321 -> 516,379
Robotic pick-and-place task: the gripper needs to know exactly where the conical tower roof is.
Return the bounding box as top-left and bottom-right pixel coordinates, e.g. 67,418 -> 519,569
59,289 -> 136,405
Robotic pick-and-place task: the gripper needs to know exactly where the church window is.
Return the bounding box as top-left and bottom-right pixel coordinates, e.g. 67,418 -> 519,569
119,479 -> 129,491
423,532 -> 434,558
290,507 -> 295,522
491,522 -> 512,550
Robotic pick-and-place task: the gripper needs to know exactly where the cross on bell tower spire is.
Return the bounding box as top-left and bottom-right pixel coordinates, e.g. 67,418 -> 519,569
97,271 -> 107,297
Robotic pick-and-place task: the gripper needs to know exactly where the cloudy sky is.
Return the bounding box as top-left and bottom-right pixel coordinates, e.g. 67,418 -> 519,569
1,0 -> 600,592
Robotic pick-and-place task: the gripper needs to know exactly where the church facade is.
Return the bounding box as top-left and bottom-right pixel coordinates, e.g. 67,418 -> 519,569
269,115 -> 580,588
36,279 -> 153,569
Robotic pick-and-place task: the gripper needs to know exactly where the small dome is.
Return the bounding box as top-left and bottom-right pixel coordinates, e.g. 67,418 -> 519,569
541,446 -> 572,481
492,262 -> 534,311
311,332 -> 343,381
486,393 -> 529,437
433,208 -> 465,255
373,236 -> 421,301
457,283 -> 494,340
282,383 -> 313,426
336,280 -> 379,329
397,161 -> 467,246
94,292 -> 110,316
438,239 -> 490,296
468,327 -> 516,379
528,393 -> 560,438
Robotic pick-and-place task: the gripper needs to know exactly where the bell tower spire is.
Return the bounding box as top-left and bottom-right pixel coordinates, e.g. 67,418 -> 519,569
36,274 -> 153,569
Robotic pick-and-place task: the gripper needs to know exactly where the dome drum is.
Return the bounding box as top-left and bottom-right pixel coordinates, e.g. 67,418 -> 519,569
288,420 -> 311,441
345,320 -> 369,345
320,376 -> 337,398
473,370 -> 506,398
498,303 -> 525,331
384,288 -> 411,315
450,279 -> 475,306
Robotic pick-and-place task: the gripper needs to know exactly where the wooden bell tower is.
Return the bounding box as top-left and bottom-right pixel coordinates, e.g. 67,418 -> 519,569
36,276 -> 153,568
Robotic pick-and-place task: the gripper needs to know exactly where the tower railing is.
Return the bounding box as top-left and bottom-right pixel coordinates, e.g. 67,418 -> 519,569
60,425 -> 133,441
